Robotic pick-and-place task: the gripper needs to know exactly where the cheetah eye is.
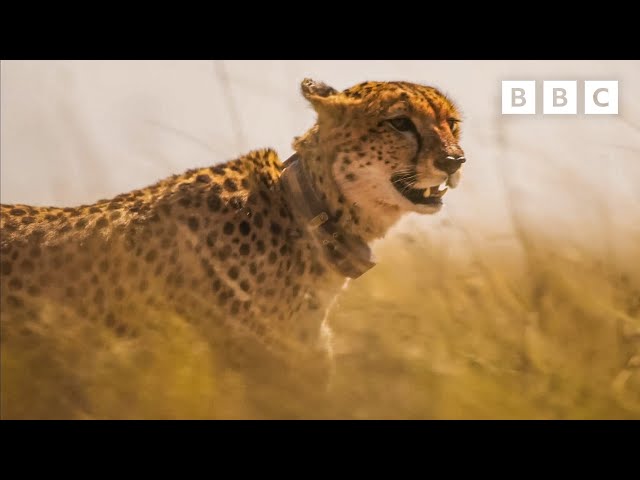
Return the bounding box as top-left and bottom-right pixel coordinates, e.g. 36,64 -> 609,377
447,118 -> 460,133
387,116 -> 416,133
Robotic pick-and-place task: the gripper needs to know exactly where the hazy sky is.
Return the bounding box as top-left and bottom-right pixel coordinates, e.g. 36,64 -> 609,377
2,60 -> 639,264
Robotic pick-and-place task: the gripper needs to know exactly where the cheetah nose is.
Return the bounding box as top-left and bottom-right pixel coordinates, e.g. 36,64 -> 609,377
435,155 -> 466,175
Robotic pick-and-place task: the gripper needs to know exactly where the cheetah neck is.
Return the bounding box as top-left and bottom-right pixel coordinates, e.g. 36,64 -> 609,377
280,153 -> 375,279
292,127 -> 408,243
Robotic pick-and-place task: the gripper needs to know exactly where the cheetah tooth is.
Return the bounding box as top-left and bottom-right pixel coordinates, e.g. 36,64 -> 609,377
446,172 -> 461,189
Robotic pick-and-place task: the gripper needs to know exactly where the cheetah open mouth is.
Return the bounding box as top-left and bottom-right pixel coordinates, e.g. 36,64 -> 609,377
390,174 -> 448,206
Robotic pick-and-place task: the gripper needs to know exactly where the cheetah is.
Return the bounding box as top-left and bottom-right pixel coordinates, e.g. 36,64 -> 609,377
0,79 -> 466,417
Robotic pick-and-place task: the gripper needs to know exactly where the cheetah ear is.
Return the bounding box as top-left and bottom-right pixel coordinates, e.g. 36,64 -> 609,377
301,78 -> 338,100
300,78 -> 342,117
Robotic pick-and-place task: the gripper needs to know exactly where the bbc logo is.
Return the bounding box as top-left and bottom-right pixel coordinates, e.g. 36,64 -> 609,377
502,80 -> 618,115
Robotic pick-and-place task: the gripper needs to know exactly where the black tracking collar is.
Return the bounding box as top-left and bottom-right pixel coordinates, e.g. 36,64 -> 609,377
280,154 -> 376,279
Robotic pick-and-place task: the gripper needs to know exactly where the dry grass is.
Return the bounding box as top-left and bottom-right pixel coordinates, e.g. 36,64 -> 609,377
329,225 -> 640,419
2,220 -> 639,419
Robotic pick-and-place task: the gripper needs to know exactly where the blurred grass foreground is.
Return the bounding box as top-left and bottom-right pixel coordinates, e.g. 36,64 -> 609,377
1,215 -> 639,419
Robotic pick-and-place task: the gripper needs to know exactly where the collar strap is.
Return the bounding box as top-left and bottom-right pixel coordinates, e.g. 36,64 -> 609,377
280,154 -> 376,279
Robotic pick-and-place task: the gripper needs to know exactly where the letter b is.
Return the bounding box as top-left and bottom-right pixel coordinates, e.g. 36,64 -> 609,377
502,81 -> 536,114
512,88 -> 527,107
543,81 -> 576,114
553,88 -> 568,107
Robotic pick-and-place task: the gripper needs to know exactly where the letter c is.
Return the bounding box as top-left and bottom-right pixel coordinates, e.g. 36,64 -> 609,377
593,88 -> 609,107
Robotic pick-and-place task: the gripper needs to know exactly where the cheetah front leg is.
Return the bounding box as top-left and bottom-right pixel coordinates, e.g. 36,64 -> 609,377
318,278 -> 351,394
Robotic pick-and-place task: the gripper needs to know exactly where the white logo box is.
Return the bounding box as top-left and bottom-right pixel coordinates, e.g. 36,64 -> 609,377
501,80 -> 618,115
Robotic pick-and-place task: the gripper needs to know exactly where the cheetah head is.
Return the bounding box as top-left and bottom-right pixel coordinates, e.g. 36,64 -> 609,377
296,78 -> 465,216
